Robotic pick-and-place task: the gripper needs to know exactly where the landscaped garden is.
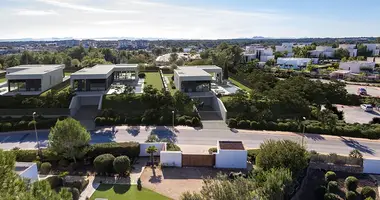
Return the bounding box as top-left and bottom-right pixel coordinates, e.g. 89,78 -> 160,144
144,72 -> 164,90
90,184 -> 170,200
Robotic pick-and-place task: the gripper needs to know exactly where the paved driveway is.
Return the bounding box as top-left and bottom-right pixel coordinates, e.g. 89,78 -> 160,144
336,105 -> 380,124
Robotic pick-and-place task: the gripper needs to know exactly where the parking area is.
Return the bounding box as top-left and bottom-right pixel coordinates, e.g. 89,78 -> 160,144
336,105 -> 380,124
345,85 -> 380,97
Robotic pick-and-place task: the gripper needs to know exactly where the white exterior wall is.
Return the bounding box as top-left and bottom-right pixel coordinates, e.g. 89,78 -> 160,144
160,151 -> 182,167
174,71 -> 182,91
19,163 -> 38,183
339,62 -> 375,73
363,158 -> 380,174
364,44 -> 380,56
139,143 -> 166,157
215,149 -> 247,169
40,68 -> 64,92
212,96 -> 227,122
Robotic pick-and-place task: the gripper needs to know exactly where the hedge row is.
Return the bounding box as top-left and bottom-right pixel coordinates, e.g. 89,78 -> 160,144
95,115 -> 201,127
11,142 -> 140,163
0,117 -> 65,132
228,119 -> 380,139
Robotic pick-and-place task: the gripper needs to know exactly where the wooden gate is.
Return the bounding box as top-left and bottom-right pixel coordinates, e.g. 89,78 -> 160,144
182,154 -> 215,167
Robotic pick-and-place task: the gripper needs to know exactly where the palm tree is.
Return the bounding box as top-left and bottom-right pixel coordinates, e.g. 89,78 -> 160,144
146,146 -> 158,168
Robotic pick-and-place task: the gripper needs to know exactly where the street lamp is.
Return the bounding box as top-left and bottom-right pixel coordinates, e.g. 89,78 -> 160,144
32,112 -> 40,153
302,117 -> 306,147
172,110 -> 175,128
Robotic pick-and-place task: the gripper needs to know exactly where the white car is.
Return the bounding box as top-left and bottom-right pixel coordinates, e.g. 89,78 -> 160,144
361,104 -> 373,112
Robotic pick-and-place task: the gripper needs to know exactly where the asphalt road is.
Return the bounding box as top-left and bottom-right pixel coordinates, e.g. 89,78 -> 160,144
1,126 -> 379,158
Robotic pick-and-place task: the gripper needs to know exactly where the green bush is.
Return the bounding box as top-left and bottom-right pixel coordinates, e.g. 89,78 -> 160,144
208,147 -> 217,154
324,193 -> 340,200
191,117 -> 200,127
327,181 -> 339,194
87,142 -> 140,161
12,149 -> 37,162
40,162 -> 52,175
65,178 -> 89,192
177,116 -> 186,125
41,149 -> 60,162
138,72 -> 146,78
94,117 -> 105,126
185,119 -> 192,126
346,191 -> 357,200
250,121 -> 260,129
314,185 -> 326,200
228,118 -> 237,128
345,176 -> 359,191
113,156 -> 131,176
2,122 -> 13,132
69,187 -> 80,200
58,159 -> 70,168
325,171 -> 337,182
166,143 -> 181,151
247,149 -> 260,164
93,154 -> 115,174
237,120 -> 250,129
361,186 -> 376,199
46,175 -> 63,189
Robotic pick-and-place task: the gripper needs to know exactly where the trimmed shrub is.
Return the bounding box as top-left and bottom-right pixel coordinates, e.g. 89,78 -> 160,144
237,120 -> 250,129
361,186 -> 376,199
228,118 -> 237,128
46,175 -> 63,189
2,122 -> 13,132
325,171 -> 337,182
177,116 -> 186,125
69,187 -> 80,200
327,181 -> 339,194
65,178 -> 89,192
166,143 -> 181,151
247,149 -> 260,164
41,149 -> 60,162
113,156 -> 131,176
40,162 -> 52,175
345,176 -> 359,191
208,147 -> 217,154
185,119 -> 192,126
324,193 -> 340,200
13,149 -> 37,162
137,178 -> 142,190
314,185 -> 326,200
138,72 -> 146,78
87,142 -> 140,161
346,191 -> 357,200
191,117 -> 200,127
93,154 -> 115,174
250,121 -> 260,129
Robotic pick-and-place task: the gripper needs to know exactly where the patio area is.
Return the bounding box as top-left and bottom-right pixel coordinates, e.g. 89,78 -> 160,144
106,78 -> 144,94
210,80 -> 242,96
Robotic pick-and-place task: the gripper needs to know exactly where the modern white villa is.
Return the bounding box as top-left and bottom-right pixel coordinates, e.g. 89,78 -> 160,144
277,58 -> 312,70
309,46 -> 335,58
339,61 -> 375,73
338,44 -> 358,57
4,64 -> 65,95
243,45 -> 274,63
275,43 -> 294,57
70,64 -> 139,93
363,44 -> 380,56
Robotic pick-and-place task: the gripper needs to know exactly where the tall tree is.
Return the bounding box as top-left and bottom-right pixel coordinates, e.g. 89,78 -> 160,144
169,53 -> 179,63
334,48 -> 350,59
146,145 -> 158,167
48,118 -> 91,163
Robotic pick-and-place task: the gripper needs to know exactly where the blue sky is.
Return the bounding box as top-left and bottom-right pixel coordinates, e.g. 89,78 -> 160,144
1,0 -> 379,39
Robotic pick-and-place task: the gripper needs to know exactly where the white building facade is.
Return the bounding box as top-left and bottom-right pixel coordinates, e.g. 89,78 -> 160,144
338,44 -> 358,57
275,43 -> 294,57
363,44 -> 380,56
339,61 -> 375,73
277,58 -> 312,70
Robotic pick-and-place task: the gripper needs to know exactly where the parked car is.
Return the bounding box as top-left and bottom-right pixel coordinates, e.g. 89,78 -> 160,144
361,104 -> 373,112
357,87 -> 368,95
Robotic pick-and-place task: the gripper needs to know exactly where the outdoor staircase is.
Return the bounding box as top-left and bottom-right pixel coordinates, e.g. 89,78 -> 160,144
73,105 -> 98,131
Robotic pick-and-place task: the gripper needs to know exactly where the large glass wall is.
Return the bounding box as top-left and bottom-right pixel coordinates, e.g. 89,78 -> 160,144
72,79 -> 107,91
8,79 -> 41,92
181,81 -> 211,93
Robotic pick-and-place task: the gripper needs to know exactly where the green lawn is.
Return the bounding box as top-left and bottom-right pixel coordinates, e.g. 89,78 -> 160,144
0,77 -> 6,83
164,74 -> 176,95
90,184 -> 170,200
228,77 -> 251,91
64,72 -> 72,77
145,72 -> 164,90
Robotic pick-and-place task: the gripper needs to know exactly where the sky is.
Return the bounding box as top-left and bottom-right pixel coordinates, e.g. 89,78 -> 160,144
1,0 -> 380,40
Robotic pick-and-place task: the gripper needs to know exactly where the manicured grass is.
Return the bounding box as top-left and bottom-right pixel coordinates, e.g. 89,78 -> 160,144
64,72 -> 72,77
145,72 -> 164,90
164,74 -> 176,95
90,184 -> 170,200
0,77 -> 6,83
228,77 -> 251,91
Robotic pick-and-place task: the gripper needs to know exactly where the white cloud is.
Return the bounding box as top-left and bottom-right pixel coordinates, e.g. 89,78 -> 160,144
14,9 -> 58,16
92,20 -> 143,25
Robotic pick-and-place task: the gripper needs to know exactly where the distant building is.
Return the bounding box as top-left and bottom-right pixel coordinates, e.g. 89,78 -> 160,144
243,45 -> 274,62
363,44 -> 380,56
339,61 -> 375,73
275,43 -> 294,57
81,40 -> 97,48
309,46 -> 335,58
277,58 -> 312,70
338,44 -> 358,57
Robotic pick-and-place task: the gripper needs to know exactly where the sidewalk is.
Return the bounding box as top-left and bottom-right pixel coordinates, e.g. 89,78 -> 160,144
237,128 -> 380,143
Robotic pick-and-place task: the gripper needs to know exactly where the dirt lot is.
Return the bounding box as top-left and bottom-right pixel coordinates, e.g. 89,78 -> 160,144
297,169 -> 379,200
140,167 -> 237,200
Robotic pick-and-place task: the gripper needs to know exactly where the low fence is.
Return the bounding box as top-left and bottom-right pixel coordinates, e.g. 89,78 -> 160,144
160,151 -> 215,167
309,162 -> 363,174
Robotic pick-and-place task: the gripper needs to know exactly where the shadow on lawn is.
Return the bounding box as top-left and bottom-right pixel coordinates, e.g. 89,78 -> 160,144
95,184 -> 113,191
113,184 -> 131,194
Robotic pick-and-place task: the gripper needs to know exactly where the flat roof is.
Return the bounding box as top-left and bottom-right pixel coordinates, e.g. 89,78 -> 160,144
7,65 -> 64,75
194,65 -> 222,70
219,141 -> 245,150
71,64 -> 138,76
175,67 -> 212,77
